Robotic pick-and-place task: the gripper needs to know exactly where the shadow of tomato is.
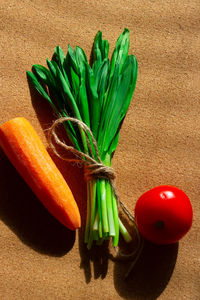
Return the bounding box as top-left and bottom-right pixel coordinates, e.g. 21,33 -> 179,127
114,239 -> 178,300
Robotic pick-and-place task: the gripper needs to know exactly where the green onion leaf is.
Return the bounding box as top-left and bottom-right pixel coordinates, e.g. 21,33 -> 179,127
27,28 -> 138,250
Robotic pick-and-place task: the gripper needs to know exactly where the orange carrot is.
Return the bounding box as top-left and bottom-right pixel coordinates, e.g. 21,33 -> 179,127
0,117 -> 81,230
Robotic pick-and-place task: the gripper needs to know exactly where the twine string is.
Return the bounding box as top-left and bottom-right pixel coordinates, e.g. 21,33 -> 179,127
48,117 -> 116,182
48,117 -> 143,266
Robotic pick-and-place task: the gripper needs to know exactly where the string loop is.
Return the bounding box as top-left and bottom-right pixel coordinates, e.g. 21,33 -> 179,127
48,117 -> 115,182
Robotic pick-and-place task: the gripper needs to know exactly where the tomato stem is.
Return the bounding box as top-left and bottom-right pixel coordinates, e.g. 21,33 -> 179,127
155,220 -> 165,229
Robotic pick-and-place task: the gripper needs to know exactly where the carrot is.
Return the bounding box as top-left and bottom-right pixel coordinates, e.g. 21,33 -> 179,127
0,117 -> 81,230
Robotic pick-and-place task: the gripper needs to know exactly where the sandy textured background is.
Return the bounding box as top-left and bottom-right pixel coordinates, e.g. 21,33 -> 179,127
0,1 -> 199,299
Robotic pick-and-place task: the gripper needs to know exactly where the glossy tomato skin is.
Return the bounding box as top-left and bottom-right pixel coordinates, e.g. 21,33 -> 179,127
135,185 -> 193,244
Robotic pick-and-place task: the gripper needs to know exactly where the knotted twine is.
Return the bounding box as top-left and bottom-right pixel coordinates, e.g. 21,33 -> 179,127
48,117 -> 143,271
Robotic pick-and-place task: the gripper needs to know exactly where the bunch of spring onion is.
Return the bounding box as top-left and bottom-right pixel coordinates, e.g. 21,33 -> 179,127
27,28 -> 138,249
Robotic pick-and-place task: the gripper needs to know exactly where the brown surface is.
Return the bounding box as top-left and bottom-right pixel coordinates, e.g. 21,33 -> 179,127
0,1 -> 200,299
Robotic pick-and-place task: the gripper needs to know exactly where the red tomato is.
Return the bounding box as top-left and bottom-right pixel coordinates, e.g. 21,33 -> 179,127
134,185 -> 193,244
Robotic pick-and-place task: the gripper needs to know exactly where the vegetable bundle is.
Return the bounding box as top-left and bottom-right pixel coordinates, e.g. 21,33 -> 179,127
27,28 -> 138,249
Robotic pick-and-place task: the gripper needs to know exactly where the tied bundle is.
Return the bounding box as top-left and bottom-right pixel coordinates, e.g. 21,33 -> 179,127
27,29 -> 138,250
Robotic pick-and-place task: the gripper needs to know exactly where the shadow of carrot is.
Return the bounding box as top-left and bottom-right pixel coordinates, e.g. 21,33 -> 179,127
0,150 -> 75,256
